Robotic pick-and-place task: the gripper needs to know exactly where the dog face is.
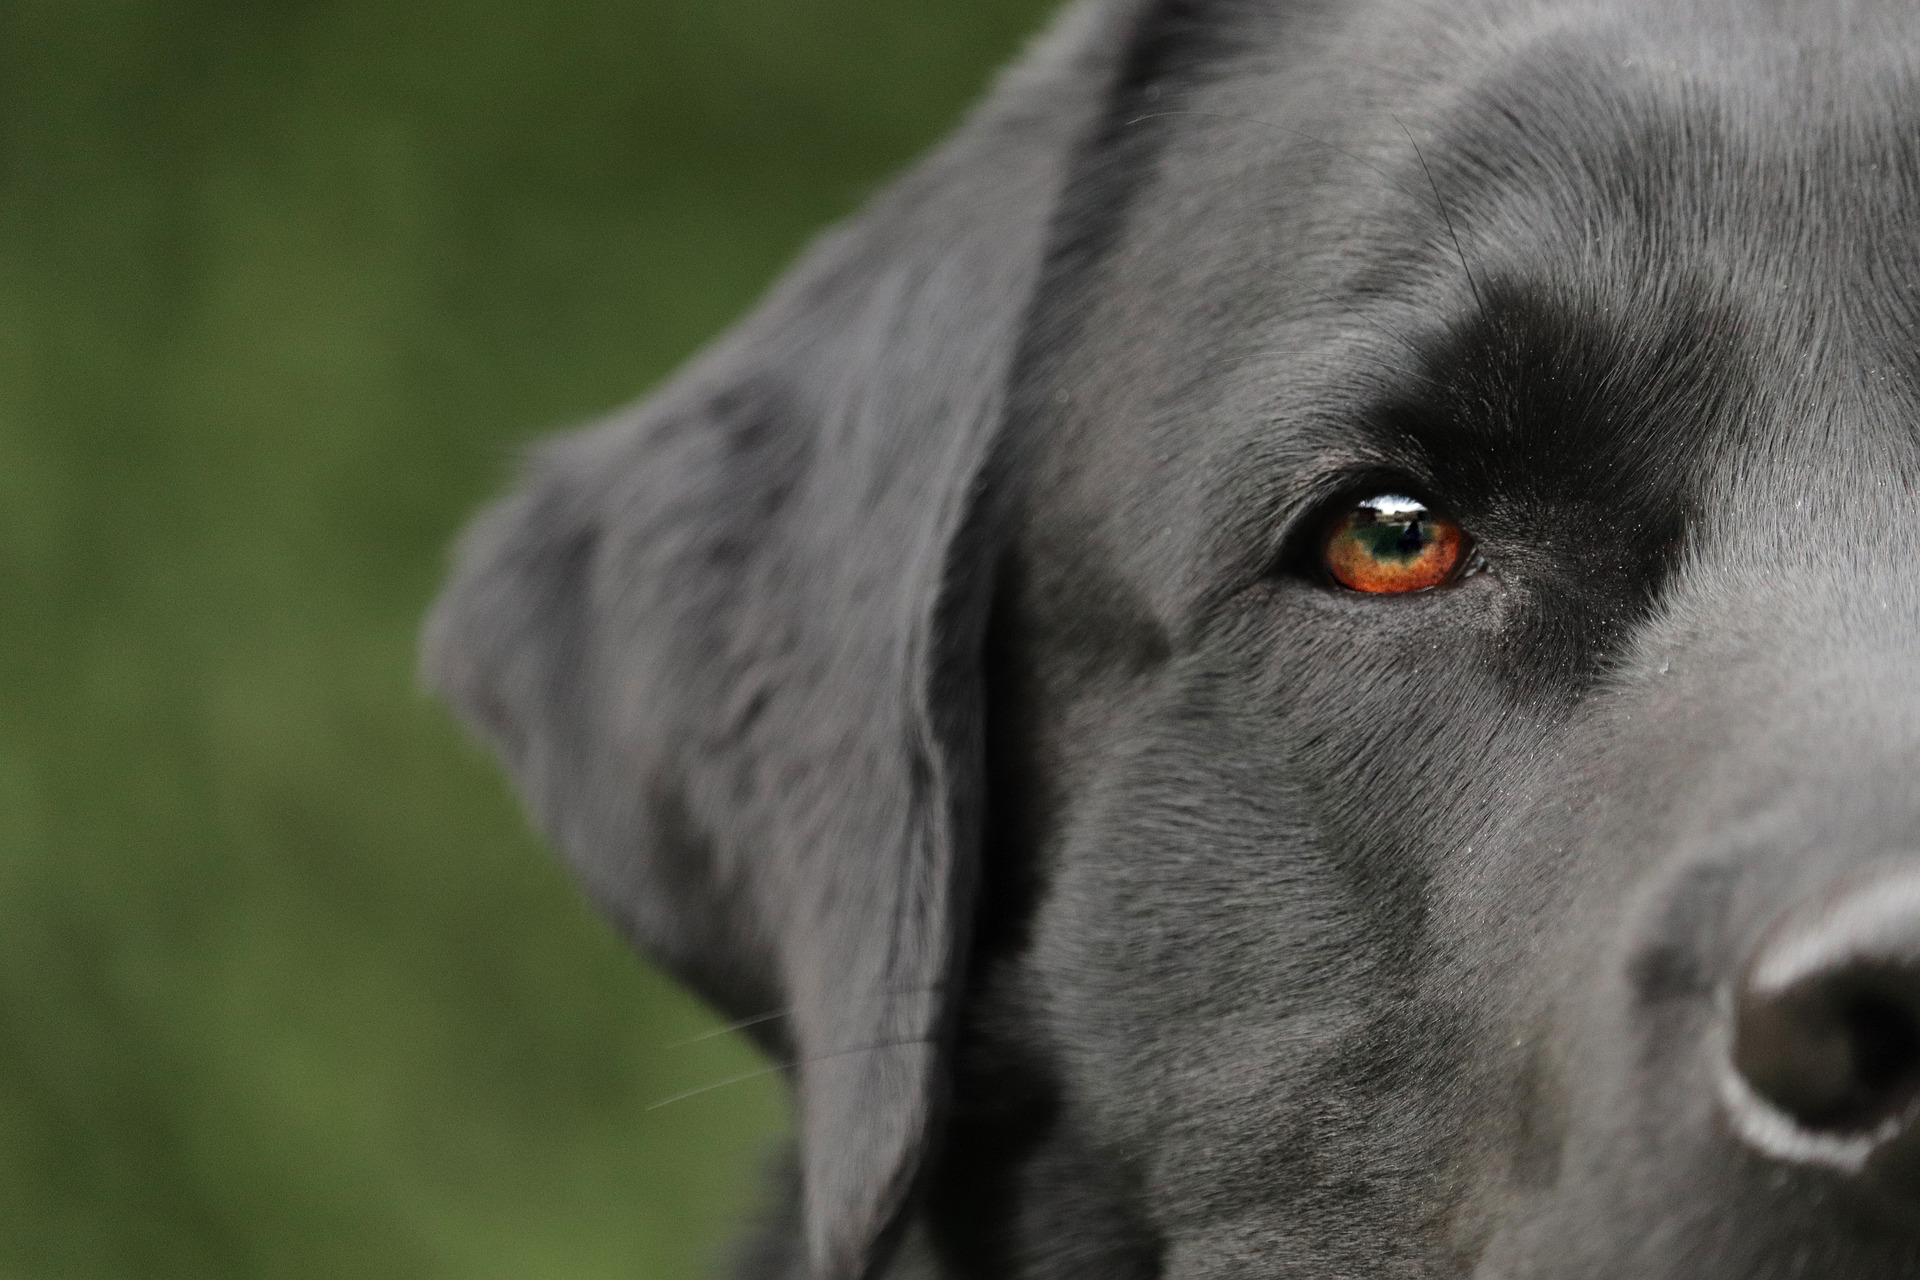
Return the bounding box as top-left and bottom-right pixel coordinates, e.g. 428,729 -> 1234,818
427,1 -> 1920,1276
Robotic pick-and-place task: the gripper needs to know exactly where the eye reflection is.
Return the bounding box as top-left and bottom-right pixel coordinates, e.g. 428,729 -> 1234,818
1323,493 -> 1467,594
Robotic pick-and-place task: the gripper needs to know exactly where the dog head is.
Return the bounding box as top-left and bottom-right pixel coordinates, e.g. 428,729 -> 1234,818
426,1 -> 1920,1275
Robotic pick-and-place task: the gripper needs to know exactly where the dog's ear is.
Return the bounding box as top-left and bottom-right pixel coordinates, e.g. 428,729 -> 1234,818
421,4 -> 1138,1276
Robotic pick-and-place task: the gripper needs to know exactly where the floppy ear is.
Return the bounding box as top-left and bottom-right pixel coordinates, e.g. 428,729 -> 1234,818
422,4 -> 1141,1276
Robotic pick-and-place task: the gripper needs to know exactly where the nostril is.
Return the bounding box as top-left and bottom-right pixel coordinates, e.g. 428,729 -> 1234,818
1723,871 -> 1920,1180
1847,991 -> 1920,1108
1733,967 -> 1920,1134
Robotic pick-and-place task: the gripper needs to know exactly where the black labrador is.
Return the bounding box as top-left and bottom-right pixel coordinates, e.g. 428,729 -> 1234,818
423,0 -> 1920,1274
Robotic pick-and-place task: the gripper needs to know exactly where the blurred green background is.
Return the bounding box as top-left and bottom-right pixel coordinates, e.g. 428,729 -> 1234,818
0,0 -> 1052,1275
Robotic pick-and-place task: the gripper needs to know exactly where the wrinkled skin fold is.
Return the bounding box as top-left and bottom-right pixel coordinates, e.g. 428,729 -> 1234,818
425,0 -> 1920,1275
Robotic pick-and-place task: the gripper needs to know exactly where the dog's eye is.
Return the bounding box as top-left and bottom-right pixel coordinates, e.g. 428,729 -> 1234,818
1322,494 -> 1468,594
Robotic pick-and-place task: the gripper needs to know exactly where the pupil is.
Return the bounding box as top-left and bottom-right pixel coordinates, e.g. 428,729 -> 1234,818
1359,517 -> 1425,561
1352,495 -> 1433,564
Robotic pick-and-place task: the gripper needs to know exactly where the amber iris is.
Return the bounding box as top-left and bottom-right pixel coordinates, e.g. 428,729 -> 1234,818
1323,494 -> 1466,594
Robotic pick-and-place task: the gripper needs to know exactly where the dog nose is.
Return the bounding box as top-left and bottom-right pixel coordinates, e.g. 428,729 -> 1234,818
1727,870 -> 1920,1178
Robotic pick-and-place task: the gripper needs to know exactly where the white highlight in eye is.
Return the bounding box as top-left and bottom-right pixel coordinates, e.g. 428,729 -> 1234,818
1356,494 -> 1427,522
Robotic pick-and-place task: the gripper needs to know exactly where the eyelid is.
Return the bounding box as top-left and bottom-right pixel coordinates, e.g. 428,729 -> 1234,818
1262,470 -> 1403,566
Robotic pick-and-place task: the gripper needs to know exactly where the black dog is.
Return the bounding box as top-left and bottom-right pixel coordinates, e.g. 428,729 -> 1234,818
424,0 -> 1920,1274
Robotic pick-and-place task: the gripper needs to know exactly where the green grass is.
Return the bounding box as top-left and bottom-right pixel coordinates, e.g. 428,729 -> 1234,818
0,1 -> 1053,1274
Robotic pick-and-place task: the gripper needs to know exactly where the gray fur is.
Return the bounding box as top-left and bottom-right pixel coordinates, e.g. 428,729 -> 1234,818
429,0 -> 1920,1275
424,4 -> 1143,1275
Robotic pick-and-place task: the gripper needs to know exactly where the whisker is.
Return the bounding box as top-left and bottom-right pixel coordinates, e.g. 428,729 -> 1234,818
645,1064 -> 788,1112
1396,115 -> 1488,323
658,983 -> 951,1051
664,1008 -> 791,1049
645,1035 -> 937,1112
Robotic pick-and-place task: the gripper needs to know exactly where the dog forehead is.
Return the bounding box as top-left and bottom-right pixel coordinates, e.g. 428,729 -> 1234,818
1023,0 -> 1920,596
1142,15 -> 1920,294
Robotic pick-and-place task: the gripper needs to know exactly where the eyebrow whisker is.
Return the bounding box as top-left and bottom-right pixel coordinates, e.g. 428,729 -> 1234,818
1396,115 -> 1490,326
